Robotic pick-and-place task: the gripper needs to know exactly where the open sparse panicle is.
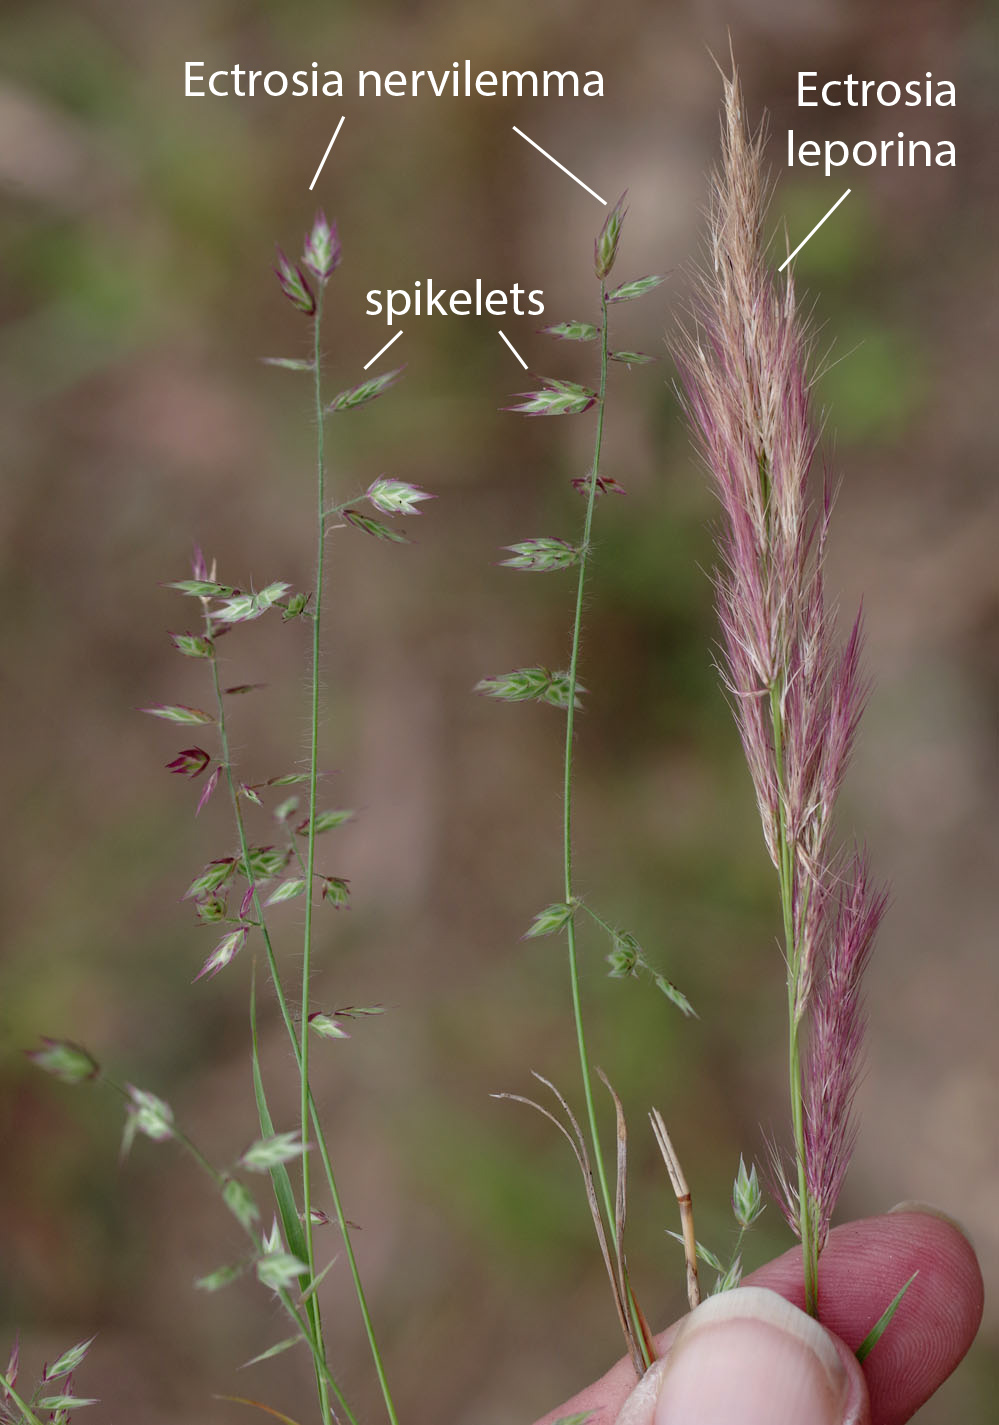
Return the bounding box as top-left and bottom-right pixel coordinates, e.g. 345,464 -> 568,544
487,196 -> 675,1372
676,66 -> 885,1311
26,211 -> 414,1425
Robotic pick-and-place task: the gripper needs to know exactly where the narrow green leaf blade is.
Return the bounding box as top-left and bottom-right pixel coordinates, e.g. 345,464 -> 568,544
855,1272 -> 918,1362
239,1335 -> 303,1369
298,1255 -> 337,1304
249,972 -> 309,1273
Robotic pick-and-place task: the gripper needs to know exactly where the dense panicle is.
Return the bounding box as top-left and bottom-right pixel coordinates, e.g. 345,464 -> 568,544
676,66 -> 884,1296
804,855 -> 887,1247
23,215 -> 412,1425
676,80 -> 829,876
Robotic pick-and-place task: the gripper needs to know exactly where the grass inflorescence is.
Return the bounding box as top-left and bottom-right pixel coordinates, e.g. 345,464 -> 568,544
24,211 -> 431,1425
18,65 -> 902,1424
483,196 -> 699,1370
674,67 -> 886,1317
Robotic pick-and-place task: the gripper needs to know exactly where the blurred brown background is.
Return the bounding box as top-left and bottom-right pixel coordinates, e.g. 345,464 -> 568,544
2,1 -> 996,1421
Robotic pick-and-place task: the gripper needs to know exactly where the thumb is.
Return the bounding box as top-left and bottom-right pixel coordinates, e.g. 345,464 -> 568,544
617,1286 -> 869,1425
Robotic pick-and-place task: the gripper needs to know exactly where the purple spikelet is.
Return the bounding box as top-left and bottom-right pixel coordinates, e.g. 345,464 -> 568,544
676,65 -> 886,1294
273,246 -> 316,315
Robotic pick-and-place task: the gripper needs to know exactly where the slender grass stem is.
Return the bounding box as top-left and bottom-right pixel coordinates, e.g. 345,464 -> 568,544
202,259 -> 399,1424
579,901 -> 616,938
206,649 -> 334,1425
301,288 -> 401,1425
561,283 -> 652,1368
769,686 -> 817,1316
563,281 -> 612,1227
209,643 -> 397,1420
299,282 -> 326,1404
575,288 -> 651,1366
307,1106 -> 400,1423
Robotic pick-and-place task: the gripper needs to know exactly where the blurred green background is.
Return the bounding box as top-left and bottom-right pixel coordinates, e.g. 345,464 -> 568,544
2,2 -> 997,1422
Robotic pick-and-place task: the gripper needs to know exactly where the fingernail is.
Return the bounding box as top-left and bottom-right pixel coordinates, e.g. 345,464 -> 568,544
616,1287 -> 851,1425
888,1199 -> 974,1244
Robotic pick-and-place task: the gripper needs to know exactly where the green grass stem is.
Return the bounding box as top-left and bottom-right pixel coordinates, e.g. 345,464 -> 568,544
561,284 -> 654,1370
206,281 -> 399,1422
769,685 -> 818,1317
562,281 -> 612,1228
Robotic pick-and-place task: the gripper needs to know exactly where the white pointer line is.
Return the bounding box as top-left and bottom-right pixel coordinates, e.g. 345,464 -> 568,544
363,329 -> 403,371
512,126 -> 607,205
779,188 -> 851,271
498,330 -> 528,370
309,116 -> 345,191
